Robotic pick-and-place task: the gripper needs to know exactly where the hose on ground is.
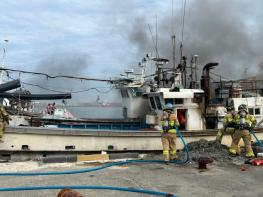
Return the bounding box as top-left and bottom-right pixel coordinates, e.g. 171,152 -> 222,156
0,129 -> 187,196
249,129 -> 263,148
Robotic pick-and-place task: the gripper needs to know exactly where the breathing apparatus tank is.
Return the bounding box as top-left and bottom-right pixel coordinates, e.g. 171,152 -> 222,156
162,103 -> 173,132
238,104 -> 249,129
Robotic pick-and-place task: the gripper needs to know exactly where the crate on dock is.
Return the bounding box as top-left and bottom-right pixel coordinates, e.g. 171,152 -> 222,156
77,154 -> 109,162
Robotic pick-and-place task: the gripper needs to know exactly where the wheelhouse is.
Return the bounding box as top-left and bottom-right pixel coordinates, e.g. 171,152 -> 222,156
146,88 -> 205,131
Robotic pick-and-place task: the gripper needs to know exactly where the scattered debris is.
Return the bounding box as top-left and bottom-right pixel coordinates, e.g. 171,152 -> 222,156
186,139 -> 247,164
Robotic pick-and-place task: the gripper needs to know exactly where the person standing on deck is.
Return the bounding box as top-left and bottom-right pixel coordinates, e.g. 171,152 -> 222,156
160,103 -> 180,164
50,102 -> 56,115
229,104 -> 257,158
0,106 -> 10,143
216,105 -> 236,143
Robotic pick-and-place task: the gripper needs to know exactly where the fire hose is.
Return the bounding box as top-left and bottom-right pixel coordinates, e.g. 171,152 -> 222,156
249,129 -> 263,148
0,128 -> 188,196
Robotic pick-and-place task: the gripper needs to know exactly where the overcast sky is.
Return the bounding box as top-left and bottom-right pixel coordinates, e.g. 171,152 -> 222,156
0,0 -> 263,100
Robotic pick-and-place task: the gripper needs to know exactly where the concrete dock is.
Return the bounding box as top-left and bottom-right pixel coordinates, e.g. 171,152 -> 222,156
0,157 -> 262,197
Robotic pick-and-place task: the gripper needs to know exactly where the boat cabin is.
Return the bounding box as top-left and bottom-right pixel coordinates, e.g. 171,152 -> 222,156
229,96 -> 263,126
145,88 -> 205,131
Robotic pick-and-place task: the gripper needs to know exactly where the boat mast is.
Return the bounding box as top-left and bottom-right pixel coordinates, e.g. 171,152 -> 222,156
139,57 -> 146,84
190,55 -> 198,88
172,35 -> 176,70
180,0 -> 187,88
0,40 -> 8,85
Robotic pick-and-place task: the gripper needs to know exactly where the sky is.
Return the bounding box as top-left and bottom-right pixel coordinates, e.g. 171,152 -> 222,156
0,0 -> 263,101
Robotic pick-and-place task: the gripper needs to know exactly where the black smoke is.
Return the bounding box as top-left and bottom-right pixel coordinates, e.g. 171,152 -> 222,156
25,51 -> 92,98
124,0 -> 263,80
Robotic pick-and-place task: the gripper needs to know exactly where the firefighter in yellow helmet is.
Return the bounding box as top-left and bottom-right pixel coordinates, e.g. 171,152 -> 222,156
0,106 -> 10,143
216,105 -> 236,143
229,104 -> 257,158
160,103 -> 180,164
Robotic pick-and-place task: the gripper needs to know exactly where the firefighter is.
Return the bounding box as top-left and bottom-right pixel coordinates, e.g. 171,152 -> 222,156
229,104 -> 257,158
0,106 -> 10,143
216,105 -> 236,143
160,103 -> 180,164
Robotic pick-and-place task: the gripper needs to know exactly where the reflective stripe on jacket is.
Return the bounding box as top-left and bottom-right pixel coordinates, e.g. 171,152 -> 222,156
160,113 -> 179,133
234,113 -> 257,128
0,107 -> 9,122
223,113 -> 234,127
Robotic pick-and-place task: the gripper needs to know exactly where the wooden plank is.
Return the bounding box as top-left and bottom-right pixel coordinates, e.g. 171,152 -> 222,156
77,154 -> 109,162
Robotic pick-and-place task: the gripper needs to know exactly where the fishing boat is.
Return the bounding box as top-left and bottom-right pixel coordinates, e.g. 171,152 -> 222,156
0,31 -> 262,161
0,54 -> 262,162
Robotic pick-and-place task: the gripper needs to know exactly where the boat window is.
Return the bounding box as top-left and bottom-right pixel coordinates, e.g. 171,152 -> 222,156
129,88 -> 143,97
165,99 -> 173,105
155,96 -> 162,110
248,108 -> 254,115
149,97 -> 156,109
255,108 -> 261,115
174,98 -> 183,105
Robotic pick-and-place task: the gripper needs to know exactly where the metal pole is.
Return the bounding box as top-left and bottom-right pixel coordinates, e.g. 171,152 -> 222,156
172,35 -> 176,70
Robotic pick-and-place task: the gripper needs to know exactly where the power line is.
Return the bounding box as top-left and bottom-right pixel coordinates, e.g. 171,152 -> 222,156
71,87 -> 114,94
7,75 -> 114,94
0,67 -> 114,82
148,23 -> 159,58
210,72 -> 229,80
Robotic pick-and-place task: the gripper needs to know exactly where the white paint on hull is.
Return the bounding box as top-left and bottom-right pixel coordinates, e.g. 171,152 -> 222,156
0,126 -> 262,152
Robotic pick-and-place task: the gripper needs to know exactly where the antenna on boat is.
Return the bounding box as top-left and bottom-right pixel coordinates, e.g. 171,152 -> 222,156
180,0 -> 187,58
190,55 -> 198,88
155,14 -> 159,59
172,35 -> 176,70
180,0 -> 187,87
138,57 -> 146,84
170,0 -> 177,71
0,39 -> 8,85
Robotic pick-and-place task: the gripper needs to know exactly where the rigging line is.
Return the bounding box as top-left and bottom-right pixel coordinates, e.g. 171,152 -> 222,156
148,23 -> 159,58
7,75 -> 67,93
155,14 -> 159,58
9,73 -> 113,91
143,68 -> 176,78
20,82 -> 66,93
171,0 -> 174,35
7,75 -> 114,94
71,87 -> 114,94
210,72 -> 229,80
0,68 -> 113,82
181,0 -> 187,44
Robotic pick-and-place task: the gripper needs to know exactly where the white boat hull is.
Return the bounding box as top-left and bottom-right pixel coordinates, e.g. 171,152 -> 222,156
1,126 -> 263,152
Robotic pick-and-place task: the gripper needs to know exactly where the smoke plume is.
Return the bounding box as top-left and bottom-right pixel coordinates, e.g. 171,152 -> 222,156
26,51 -> 92,98
124,0 -> 263,80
